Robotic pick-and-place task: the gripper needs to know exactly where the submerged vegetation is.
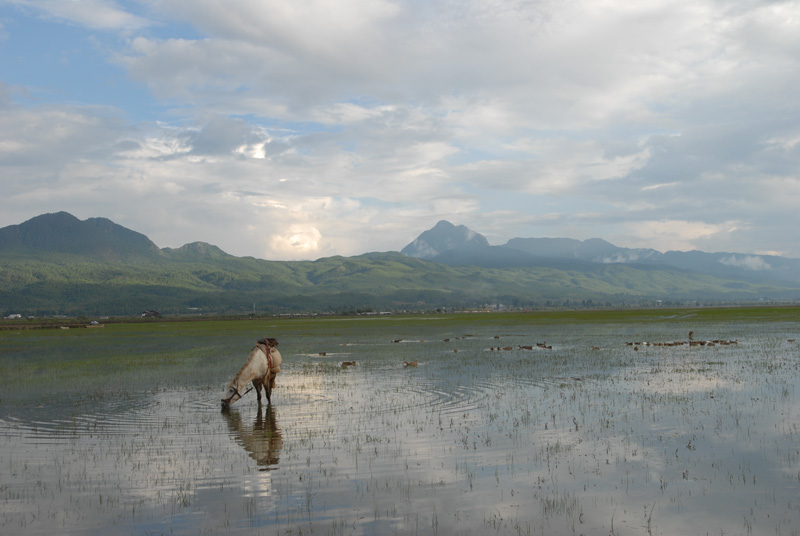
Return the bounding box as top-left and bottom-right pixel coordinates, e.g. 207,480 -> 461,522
1,307 -> 800,534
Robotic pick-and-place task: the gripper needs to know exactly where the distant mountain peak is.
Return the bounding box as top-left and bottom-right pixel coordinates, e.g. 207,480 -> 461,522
400,220 -> 489,259
163,241 -> 231,259
0,211 -> 161,262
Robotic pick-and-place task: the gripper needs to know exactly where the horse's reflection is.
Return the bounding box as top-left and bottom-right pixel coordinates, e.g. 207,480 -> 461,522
222,405 -> 283,470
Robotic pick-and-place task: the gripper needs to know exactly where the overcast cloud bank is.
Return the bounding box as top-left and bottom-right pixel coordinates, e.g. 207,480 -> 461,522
1,0 -> 798,260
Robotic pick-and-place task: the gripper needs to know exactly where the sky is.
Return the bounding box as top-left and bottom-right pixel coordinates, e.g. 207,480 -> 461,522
1,0 -> 799,261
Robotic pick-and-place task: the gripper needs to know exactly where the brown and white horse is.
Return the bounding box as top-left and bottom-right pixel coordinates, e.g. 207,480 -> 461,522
221,337 -> 282,407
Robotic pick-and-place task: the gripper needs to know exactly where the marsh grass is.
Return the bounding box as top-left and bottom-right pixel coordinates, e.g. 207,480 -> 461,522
1,307 -> 800,535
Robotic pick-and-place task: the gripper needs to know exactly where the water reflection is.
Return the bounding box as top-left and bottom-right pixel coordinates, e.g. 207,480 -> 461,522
3,316 -> 800,535
222,405 -> 283,470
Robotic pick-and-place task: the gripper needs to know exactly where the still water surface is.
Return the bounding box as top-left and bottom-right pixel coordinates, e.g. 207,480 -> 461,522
1,313 -> 799,535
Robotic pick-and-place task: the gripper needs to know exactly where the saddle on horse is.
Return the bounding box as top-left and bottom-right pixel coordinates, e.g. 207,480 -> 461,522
255,337 -> 280,373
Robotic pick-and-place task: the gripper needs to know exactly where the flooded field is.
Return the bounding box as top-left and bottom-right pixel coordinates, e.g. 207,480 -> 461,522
1,308 -> 800,535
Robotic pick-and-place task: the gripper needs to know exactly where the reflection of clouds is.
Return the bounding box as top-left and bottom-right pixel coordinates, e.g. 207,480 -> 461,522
553,364 -> 800,536
614,348 -> 747,395
0,389 -> 293,532
583,347 -> 800,536
0,389 -> 238,529
5,324 -> 800,535
620,369 -> 737,395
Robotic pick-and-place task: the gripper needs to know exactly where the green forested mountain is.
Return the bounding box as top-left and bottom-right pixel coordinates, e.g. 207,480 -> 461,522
1,213 -> 798,316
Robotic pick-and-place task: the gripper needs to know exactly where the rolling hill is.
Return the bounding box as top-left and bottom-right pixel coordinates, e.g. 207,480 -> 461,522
1,213 -> 798,316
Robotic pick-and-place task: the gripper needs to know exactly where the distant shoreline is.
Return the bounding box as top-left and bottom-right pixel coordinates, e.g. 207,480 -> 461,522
3,303 -> 799,331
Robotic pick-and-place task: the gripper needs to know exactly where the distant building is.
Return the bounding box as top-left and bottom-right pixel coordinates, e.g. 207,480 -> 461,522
5,313 -> 22,319
141,310 -> 161,318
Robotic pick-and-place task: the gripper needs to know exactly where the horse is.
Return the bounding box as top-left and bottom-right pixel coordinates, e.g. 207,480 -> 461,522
221,337 -> 282,407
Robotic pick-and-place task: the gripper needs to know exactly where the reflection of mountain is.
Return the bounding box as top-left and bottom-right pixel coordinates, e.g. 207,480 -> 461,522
222,405 -> 283,470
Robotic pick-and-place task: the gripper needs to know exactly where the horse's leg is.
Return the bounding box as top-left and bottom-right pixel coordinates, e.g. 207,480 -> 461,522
265,373 -> 273,405
253,379 -> 263,405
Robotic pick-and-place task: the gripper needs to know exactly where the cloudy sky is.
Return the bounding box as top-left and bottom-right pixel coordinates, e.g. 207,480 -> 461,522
1,0 -> 798,260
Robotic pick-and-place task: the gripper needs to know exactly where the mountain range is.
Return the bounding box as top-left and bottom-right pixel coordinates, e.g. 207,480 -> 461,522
401,220 -> 800,286
1,212 -> 798,316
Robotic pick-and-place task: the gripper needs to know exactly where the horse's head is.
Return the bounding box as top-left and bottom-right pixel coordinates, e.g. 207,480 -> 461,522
221,380 -> 245,407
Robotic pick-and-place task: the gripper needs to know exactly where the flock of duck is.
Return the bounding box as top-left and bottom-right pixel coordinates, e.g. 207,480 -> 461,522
490,343 -> 552,351
625,331 -> 739,351
330,332 -> 797,370
339,359 -> 415,368
625,339 -> 739,350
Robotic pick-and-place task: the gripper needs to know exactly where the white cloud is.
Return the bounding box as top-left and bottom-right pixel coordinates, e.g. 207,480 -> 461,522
5,0 -> 151,30
456,139 -> 651,196
269,224 -> 323,257
619,220 -> 743,253
719,255 -> 772,271
1,0 -> 800,259
641,182 -> 677,192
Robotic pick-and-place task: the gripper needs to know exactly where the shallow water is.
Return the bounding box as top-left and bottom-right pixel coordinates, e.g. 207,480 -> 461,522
2,314 -> 800,535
